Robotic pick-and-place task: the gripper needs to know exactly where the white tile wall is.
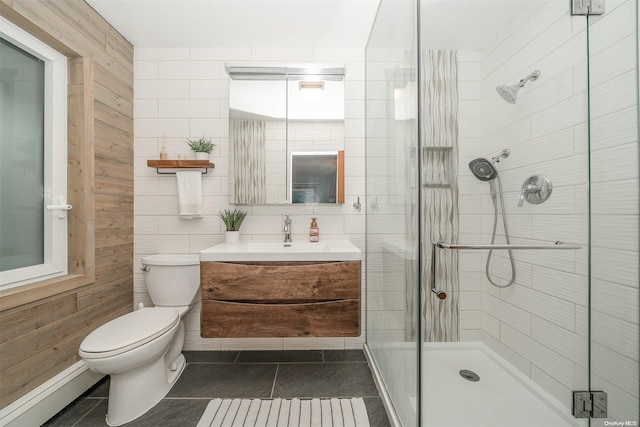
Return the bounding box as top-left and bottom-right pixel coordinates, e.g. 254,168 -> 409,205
456,0 -> 639,420
134,47 -> 366,351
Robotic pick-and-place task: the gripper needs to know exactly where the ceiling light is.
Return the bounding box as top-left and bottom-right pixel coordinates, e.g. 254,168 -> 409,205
299,81 -> 324,102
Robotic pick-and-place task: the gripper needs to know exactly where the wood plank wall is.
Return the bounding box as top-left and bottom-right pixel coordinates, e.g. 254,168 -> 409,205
0,0 -> 134,408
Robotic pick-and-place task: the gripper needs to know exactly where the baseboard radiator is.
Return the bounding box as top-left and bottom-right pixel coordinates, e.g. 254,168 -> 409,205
0,361 -> 103,427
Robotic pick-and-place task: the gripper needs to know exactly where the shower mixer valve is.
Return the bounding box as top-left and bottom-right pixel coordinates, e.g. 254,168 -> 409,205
518,175 -> 552,207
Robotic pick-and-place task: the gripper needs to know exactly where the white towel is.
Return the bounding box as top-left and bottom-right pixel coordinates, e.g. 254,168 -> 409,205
176,171 -> 203,219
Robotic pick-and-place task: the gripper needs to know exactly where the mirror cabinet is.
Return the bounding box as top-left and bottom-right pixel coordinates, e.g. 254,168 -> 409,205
226,64 -> 345,205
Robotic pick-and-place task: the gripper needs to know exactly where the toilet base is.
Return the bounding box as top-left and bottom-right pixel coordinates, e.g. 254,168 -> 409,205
105,353 -> 186,426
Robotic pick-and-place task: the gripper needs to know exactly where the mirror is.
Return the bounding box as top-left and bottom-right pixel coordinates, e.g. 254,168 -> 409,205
227,65 -> 345,204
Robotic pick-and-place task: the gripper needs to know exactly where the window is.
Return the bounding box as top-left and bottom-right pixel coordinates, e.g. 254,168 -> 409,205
0,16 -> 68,289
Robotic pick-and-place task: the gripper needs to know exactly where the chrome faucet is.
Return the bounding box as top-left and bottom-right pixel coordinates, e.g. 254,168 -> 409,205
283,214 -> 292,244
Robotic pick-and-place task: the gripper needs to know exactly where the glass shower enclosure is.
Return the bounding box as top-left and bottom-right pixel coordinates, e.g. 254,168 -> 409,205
365,0 -> 639,426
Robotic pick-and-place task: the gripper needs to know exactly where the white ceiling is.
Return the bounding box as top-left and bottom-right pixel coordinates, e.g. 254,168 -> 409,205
86,0 -> 381,48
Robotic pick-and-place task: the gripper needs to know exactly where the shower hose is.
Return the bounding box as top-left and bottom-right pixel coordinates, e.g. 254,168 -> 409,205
487,174 -> 517,288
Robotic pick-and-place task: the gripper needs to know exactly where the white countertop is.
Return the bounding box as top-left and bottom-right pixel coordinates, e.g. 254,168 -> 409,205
200,239 -> 362,262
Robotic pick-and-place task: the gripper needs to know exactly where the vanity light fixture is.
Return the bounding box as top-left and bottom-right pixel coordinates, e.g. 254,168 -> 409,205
299,81 -> 324,102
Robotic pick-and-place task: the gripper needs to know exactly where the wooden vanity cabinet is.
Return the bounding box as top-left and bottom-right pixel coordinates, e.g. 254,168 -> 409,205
200,260 -> 361,337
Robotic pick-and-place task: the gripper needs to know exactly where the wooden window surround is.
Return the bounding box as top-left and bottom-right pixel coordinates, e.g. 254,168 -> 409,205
0,57 -> 95,312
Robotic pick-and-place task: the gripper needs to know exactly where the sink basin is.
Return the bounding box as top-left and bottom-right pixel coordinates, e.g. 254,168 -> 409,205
200,240 -> 361,262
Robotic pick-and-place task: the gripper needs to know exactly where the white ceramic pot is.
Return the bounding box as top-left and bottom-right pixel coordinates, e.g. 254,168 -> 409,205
195,152 -> 209,161
224,231 -> 240,244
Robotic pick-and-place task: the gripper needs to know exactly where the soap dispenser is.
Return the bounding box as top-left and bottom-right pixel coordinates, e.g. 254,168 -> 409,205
309,218 -> 319,242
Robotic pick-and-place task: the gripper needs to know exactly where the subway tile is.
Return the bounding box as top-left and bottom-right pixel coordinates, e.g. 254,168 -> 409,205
135,234 -> 190,254
136,80 -> 190,99
531,316 -> 588,365
135,195 -> 179,215
134,215 -> 158,235
158,99 -> 221,118
480,331 -> 532,377
531,265 -> 588,305
136,48 -> 189,61
530,92 -> 587,138
135,99 -> 158,118
590,374 -> 640,421
591,342 -> 638,396
157,215 -> 220,235
136,118 -> 190,138
459,291 -> 482,310
592,214 -> 638,252
529,0 -> 568,38
483,293 -> 531,335
590,106 -> 639,151
587,0 -> 637,55
531,215 -> 587,245
134,60 -> 159,79
590,70 -> 638,119
591,142 -> 638,182
159,61 -> 221,80
500,283 -> 575,331
189,80 -> 228,99
589,34 -> 637,87
591,310 -> 638,361
500,324 -> 575,389
592,277 -> 639,325
459,310 -> 481,330
190,234 -> 222,253
482,312 -> 500,339
530,366 -> 574,412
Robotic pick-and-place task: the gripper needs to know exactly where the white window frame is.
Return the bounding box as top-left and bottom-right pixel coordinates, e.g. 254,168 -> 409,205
0,16 -> 68,289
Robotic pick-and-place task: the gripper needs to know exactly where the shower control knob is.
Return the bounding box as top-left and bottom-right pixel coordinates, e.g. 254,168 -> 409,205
518,175 -> 552,207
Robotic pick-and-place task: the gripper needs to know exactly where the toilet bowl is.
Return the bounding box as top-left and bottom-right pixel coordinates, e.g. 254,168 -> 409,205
79,254 -> 200,426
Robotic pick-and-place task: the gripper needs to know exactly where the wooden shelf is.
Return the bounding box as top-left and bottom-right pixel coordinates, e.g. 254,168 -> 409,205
147,159 -> 215,174
147,160 -> 214,168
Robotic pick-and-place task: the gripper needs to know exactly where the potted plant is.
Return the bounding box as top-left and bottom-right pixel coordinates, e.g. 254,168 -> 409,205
218,209 -> 247,244
186,136 -> 215,160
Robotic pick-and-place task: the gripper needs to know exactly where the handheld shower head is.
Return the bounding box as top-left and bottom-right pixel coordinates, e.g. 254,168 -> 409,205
496,70 -> 540,104
469,158 -> 498,181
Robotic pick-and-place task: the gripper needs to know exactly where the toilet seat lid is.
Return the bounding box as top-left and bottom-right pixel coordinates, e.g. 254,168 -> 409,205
80,307 -> 179,355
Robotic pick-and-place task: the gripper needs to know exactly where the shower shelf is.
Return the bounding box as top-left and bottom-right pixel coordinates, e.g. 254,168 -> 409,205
147,160 -> 215,175
423,146 -> 455,188
423,146 -> 453,151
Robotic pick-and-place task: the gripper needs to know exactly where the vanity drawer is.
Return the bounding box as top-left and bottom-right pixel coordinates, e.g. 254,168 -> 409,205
201,261 -> 360,301
200,299 -> 360,337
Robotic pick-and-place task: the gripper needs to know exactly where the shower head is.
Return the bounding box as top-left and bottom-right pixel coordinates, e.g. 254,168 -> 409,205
496,85 -> 519,104
469,158 -> 498,182
496,70 -> 540,104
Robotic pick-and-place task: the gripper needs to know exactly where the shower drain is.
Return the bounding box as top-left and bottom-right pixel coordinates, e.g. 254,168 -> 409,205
459,369 -> 480,382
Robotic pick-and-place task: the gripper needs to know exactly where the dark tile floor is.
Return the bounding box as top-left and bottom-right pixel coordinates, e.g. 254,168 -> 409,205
44,350 -> 391,427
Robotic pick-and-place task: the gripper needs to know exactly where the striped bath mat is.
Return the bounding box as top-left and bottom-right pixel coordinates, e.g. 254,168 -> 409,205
196,397 -> 370,427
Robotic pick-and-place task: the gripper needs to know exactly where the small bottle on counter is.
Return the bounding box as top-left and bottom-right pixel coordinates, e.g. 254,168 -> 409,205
309,217 -> 319,242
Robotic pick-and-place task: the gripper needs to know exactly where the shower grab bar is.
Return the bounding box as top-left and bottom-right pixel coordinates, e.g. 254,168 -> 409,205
433,241 -> 582,250
429,241 -> 582,300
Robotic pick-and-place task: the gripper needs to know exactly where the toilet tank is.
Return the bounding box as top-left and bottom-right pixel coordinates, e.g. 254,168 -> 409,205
141,254 -> 200,307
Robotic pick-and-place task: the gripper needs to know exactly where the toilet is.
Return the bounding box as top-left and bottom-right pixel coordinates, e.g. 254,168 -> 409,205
79,254 -> 200,426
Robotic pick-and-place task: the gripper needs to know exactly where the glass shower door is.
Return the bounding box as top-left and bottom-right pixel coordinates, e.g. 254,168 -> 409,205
419,0 -> 594,426
587,0 -> 639,424
365,0 -> 420,426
